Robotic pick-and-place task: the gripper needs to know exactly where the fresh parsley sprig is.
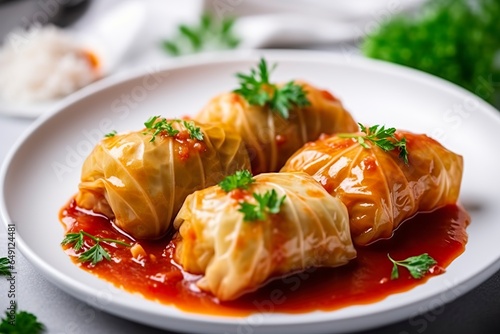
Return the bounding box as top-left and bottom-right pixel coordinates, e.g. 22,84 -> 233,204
143,116 -> 204,142
219,170 -> 254,192
271,81 -> 310,119
0,304 -> 45,334
388,253 -> 437,280
144,116 -> 179,142
0,257 -> 11,276
234,59 -> 274,106
233,58 -> 311,119
239,189 -> 286,222
61,231 -> 131,265
339,123 -> 409,164
182,120 -> 204,141
162,14 -> 240,56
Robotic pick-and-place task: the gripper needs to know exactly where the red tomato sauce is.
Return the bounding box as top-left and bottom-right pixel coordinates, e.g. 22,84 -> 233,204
158,129 -> 206,161
320,90 -> 338,102
60,201 -> 469,316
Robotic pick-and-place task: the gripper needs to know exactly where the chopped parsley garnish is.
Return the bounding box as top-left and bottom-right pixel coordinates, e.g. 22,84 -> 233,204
0,304 -> 45,334
388,253 -> 437,280
239,189 -> 286,222
339,123 -> 409,164
182,120 -> 204,140
0,257 -> 11,276
61,231 -> 131,265
271,81 -> 310,119
234,58 -> 273,106
143,116 -> 204,142
144,116 -> 179,142
104,130 -> 117,138
162,14 -> 240,56
233,58 -> 311,119
219,170 -> 254,192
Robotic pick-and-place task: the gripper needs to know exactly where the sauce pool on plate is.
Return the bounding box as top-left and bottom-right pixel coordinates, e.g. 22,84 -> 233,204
60,200 -> 469,316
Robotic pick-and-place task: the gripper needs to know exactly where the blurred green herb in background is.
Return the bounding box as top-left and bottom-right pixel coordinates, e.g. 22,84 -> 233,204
363,0 -> 500,107
0,304 -> 45,334
162,14 -> 240,56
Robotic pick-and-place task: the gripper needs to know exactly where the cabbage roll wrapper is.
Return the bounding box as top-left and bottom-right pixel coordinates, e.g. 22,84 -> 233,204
282,131 -> 463,246
195,81 -> 358,174
76,123 -> 251,239
173,172 -> 356,301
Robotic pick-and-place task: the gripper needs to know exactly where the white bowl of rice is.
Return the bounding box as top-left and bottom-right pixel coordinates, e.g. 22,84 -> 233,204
0,25 -> 101,103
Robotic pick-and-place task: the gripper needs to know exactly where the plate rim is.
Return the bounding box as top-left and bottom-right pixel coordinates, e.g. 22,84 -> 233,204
2,49 -> 500,333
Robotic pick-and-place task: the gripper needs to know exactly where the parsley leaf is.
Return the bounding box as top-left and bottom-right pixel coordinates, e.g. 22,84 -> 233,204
162,13 -> 240,56
233,58 -> 311,119
219,170 -> 254,192
61,232 -> 84,251
238,189 -> 286,222
0,304 -> 45,334
61,231 -> 131,266
0,257 -> 11,276
144,115 -> 159,129
144,117 -> 204,142
144,116 -> 180,142
271,81 -> 311,119
261,189 -> 287,214
182,120 -> 204,140
234,59 -> 273,106
104,130 -> 117,138
79,244 -> 111,265
339,123 -> 409,164
239,201 -> 266,222
388,253 -> 437,280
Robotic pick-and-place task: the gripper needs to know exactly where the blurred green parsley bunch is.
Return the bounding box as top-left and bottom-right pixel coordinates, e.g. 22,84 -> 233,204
363,0 -> 500,106
162,14 -> 239,56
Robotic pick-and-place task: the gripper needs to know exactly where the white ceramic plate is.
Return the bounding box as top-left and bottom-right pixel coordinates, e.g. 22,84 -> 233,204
0,99 -> 58,118
1,50 -> 500,334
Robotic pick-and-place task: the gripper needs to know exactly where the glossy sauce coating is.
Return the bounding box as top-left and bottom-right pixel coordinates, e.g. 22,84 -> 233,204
283,131 -> 464,246
61,200 -> 469,316
168,129 -> 206,161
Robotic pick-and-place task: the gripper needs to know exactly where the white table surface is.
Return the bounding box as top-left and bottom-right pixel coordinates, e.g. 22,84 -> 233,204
1,1 -> 500,333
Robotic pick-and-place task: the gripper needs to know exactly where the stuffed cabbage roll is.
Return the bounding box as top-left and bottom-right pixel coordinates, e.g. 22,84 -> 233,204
195,59 -> 358,174
173,172 -> 356,301
76,118 -> 250,240
282,128 -> 463,246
